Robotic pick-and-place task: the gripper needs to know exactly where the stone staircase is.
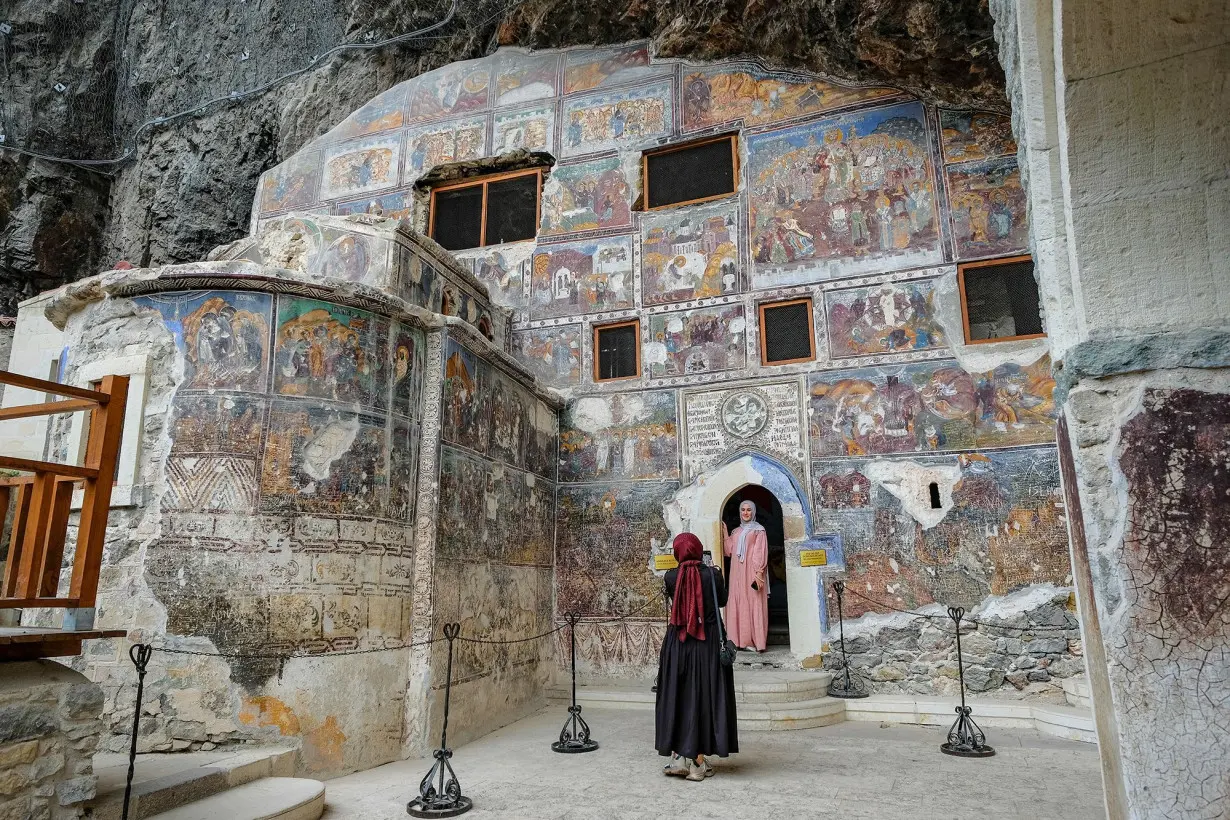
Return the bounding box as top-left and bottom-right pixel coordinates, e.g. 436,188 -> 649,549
87,746 -> 325,820
547,670 -> 844,732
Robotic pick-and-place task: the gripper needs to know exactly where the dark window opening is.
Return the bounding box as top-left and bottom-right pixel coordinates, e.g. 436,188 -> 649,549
759,298 -> 815,365
959,255 -> 1045,343
928,482 -> 942,509
430,170 -> 541,251
594,321 -> 640,382
644,135 -> 738,210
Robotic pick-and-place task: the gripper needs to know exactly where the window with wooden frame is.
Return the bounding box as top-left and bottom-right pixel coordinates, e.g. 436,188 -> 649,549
758,298 -> 815,366
958,255 -> 1045,344
642,134 -> 739,210
428,168 -> 542,251
593,320 -> 641,382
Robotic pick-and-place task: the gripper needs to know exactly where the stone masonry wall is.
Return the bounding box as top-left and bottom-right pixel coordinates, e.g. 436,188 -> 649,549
0,661 -> 104,820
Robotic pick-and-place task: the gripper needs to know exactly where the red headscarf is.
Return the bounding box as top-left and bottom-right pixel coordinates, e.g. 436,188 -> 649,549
669,533 -> 706,642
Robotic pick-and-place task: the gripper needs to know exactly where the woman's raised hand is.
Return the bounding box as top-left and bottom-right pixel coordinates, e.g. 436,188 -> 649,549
721,521 -> 729,539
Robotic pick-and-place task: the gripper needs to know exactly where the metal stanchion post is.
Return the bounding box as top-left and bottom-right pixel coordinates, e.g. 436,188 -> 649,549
552,611 -> 598,753
826,580 -> 869,699
940,606 -> 995,757
408,623 -> 473,817
122,644 -> 153,820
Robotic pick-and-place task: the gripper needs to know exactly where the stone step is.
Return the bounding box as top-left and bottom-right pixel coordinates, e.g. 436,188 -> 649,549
736,696 -> 846,731
87,746 -> 297,820
146,777 -> 325,820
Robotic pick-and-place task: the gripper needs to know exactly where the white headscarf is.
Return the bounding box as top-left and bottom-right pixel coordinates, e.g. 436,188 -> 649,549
735,500 -> 766,562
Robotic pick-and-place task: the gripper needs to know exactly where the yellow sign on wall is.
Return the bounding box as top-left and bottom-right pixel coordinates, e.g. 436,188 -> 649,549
654,554 -> 679,570
799,549 -> 828,567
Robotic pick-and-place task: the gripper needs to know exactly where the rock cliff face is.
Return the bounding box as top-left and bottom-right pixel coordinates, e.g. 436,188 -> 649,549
0,0 -> 1004,315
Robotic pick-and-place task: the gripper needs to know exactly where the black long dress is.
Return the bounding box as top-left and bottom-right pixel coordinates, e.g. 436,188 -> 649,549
654,565 -> 739,759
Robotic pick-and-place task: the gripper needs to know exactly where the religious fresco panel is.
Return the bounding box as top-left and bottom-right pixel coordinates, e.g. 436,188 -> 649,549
488,369 -> 530,468
560,80 -> 673,158
563,43 -> 660,95
640,202 -> 740,305
555,482 -> 675,619
524,401 -> 557,481
511,325 -> 582,388
320,134 -> 403,201
170,394 -> 266,456
390,322 -> 425,419
530,236 -> 635,320
273,297 -> 389,409
540,157 -> 634,237
746,101 -> 942,288
388,417 -> 420,523
456,248 -> 531,311
334,190 -> 413,221
259,400 -> 389,518
269,217 -> 391,284
824,278 -> 946,358
493,51 -> 560,106
397,248 -> 444,314
681,63 -> 898,132
559,391 -> 680,482
493,103 -> 557,154
814,447 -> 1070,616
946,156 -> 1029,259
442,337 -> 491,455
646,303 -> 747,378
407,61 -> 491,122
406,116 -> 487,176
331,83 -> 408,140
135,290 -> 272,392
436,445 -> 492,561
939,110 -> 1018,163
808,355 -> 1057,458
258,149 -> 321,214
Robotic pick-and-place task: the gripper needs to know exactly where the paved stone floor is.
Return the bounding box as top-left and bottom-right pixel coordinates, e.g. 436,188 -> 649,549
321,707 -> 1108,819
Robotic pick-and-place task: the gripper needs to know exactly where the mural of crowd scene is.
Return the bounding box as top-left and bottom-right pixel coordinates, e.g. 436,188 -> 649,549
388,417 -> 420,522
646,304 -> 747,378
260,401 -> 389,517
458,249 -> 530,311
259,149 -> 320,214
397,249 -> 443,313
488,368 -> 531,468
320,134 -> 403,201
747,101 -> 941,286
524,401 -> 556,480
824,278 -> 946,358
332,83 -> 407,139
273,297 -> 388,408
946,156 -> 1029,259
334,191 -> 413,221
512,325 -> 582,388
436,446 -> 491,561
494,51 -> 559,106
408,61 -> 490,122
815,447 -> 1070,617
808,355 -> 1057,457
389,323 -> 425,418
641,203 -> 740,304
170,394 -> 266,456
406,117 -> 486,175
135,290 -> 272,392
561,80 -> 673,158
681,63 -> 897,132
811,461 -> 873,509
442,337 -> 491,455
493,104 -> 556,153
939,110 -> 1017,163
530,236 -> 634,319
564,43 -> 657,95
555,482 -> 676,619
559,392 -> 679,481
540,157 -> 633,236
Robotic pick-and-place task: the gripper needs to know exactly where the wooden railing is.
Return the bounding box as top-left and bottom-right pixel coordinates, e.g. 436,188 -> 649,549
0,371 -> 128,613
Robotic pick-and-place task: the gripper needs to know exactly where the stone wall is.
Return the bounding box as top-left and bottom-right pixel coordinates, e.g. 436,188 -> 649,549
0,661 -> 104,820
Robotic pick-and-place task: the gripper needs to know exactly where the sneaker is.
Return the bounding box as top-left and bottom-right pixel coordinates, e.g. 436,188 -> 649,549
702,758 -> 715,778
663,755 -> 689,777
686,760 -> 706,782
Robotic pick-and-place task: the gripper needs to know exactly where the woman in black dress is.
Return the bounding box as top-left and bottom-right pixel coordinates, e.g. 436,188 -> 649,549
655,532 -> 739,782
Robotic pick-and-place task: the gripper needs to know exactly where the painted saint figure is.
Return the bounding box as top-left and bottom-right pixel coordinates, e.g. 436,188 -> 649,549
722,500 -> 769,652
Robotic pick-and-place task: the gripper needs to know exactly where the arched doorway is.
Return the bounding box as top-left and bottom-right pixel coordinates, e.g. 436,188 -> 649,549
721,486 -> 790,646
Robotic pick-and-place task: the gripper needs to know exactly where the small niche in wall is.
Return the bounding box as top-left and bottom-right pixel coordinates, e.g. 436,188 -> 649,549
958,255 -> 1045,343
928,481 -> 942,509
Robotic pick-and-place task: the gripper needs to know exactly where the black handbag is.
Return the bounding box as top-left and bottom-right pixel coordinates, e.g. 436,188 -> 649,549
708,567 -> 737,667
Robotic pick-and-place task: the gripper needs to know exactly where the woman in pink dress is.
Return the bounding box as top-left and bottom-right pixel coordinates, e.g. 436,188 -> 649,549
722,500 -> 769,652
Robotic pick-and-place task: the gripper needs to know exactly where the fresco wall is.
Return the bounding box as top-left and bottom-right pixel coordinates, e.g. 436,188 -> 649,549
253,43 -> 1070,690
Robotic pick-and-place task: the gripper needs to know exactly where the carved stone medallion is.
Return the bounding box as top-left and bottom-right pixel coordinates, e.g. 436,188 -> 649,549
721,390 -> 769,438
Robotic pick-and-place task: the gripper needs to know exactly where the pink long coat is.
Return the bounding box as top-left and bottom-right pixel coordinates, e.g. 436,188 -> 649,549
723,526 -> 769,651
